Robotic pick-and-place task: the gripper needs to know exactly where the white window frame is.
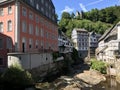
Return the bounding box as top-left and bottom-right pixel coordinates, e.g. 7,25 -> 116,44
8,6 -> 12,14
8,20 -> 12,32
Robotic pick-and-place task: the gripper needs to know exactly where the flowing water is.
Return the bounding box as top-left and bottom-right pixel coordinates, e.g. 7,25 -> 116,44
82,76 -> 120,90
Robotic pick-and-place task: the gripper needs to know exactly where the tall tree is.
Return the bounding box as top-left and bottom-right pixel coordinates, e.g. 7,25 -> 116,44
61,12 -> 71,19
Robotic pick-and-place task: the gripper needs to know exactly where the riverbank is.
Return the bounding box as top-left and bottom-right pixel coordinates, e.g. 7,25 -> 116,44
35,63 -> 106,90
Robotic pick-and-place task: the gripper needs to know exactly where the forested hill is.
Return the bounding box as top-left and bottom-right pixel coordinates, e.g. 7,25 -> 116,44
83,5 -> 120,24
58,5 -> 120,37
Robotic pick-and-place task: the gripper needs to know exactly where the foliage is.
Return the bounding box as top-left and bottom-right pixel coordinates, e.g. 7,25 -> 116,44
84,6 -> 119,24
61,12 -> 71,19
1,65 -> 34,88
71,48 -> 79,62
90,59 -> 107,74
59,15 -> 112,37
58,6 -> 120,37
52,51 -> 59,60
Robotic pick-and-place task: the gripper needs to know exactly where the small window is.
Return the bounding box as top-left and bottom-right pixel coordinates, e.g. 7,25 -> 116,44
0,38 -> 3,48
35,15 -> 39,23
35,26 -> 39,36
0,22 -> 3,32
36,4 -> 39,10
40,28 -> 44,37
29,39 -> 32,49
36,40 -> 38,48
0,8 -> 3,16
22,7 -> 27,16
0,58 -> 3,65
8,20 -> 12,31
8,6 -> 12,14
7,38 -> 12,49
29,24 -> 33,34
22,21 -> 27,32
29,11 -> 33,20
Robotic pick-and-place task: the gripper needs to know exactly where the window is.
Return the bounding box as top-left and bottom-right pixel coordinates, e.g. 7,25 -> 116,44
0,58 -> 3,65
0,8 -> 3,16
29,38 -> 32,49
35,15 -> 39,23
8,6 -> 12,14
0,38 -> 3,48
7,38 -> 12,49
41,7 -> 44,13
30,0 -> 34,6
29,11 -> 33,20
22,21 -> 27,32
8,20 -> 12,31
29,24 -> 33,34
35,26 -> 39,36
22,7 -> 27,16
40,28 -> 44,37
36,4 -> 39,10
0,22 -> 3,32
36,40 -> 38,48
41,0 -> 44,4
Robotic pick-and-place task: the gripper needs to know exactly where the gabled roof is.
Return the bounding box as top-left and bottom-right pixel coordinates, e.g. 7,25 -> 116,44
99,22 -> 120,42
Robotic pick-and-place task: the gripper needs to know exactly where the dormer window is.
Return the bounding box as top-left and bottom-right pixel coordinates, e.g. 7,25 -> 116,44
36,4 -> 39,10
30,0 -> 34,6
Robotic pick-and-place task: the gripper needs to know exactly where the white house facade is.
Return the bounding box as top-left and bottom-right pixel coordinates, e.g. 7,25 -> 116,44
72,28 -> 89,58
89,32 -> 101,55
96,22 -> 120,63
58,30 -> 73,54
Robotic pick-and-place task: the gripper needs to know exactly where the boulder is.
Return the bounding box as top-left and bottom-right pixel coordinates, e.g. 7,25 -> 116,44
75,69 -> 106,85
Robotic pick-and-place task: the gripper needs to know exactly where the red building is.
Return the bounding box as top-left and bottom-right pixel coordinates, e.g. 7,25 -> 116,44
0,0 -> 58,68
0,33 -> 13,68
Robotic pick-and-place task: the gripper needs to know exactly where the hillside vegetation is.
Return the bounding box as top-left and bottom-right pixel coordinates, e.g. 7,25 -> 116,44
58,5 -> 120,37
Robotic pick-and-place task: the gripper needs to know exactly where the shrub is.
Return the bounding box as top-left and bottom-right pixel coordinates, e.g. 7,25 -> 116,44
90,59 -> 107,74
1,65 -> 34,88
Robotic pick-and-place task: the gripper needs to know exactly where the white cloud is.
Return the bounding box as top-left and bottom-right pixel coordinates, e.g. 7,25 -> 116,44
61,6 -> 74,13
79,3 -> 87,12
86,0 -> 103,6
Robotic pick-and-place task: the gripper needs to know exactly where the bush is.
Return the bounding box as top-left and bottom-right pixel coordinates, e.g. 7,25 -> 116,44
1,65 -> 34,88
90,59 -> 107,74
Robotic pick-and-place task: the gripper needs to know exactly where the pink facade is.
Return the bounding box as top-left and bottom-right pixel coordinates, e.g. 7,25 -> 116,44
0,0 -> 58,68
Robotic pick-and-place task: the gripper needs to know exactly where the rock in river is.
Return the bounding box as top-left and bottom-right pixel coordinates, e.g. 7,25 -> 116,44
75,69 -> 106,85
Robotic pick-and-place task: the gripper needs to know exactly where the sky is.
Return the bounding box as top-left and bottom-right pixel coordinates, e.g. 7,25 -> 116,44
52,0 -> 120,19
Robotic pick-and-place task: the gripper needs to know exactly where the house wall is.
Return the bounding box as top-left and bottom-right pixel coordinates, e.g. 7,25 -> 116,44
72,29 -> 89,59
0,2 -> 16,45
18,2 -> 58,52
8,53 -> 53,69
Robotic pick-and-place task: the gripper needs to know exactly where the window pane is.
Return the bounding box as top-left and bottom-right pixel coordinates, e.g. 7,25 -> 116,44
0,58 -> 3,65
7,38 -> 12,49
8,6 -> 12,14
22,7 -> 27,16
0,22 -> 3,32
0,8 -> 3,16
0,38 -> 3,48
22,21 -> 27,32
8,20 -> 12,31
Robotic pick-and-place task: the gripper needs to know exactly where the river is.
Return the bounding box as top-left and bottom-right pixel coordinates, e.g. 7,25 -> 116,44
36,63 -> 120,90
82,76 -> 120,90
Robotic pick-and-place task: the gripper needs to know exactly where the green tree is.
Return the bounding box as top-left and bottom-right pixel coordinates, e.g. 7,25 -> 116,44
1,65 -> 33,88
71,12 -> 75,19
61,12 -> 71,19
